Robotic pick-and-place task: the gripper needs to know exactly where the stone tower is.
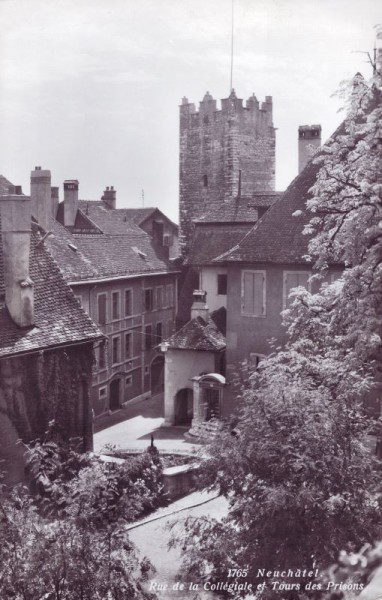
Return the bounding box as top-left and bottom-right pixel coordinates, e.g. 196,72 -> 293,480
179,89 -> 276,253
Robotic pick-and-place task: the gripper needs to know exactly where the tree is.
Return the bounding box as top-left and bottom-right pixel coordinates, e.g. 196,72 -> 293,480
175,36 -> 382,599
0,441 -> 162,600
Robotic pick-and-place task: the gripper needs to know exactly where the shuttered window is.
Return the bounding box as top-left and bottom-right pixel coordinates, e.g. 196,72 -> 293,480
283,271 -> 310,308
241,271 -> 266,316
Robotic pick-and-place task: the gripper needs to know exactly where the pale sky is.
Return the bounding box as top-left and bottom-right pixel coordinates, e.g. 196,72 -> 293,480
0,0 -> 380,222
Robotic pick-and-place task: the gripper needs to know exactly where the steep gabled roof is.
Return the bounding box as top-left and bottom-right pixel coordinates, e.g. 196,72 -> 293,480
196,192 -> 281,224
214,161 -> 321,265
165,316 -> 226,351
75,202 -> 178,235
187,224 -> 253,265
0,220 -> 102,358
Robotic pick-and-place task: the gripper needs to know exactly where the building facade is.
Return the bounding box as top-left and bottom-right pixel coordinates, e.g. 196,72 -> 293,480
28,169 -> 180,416
0,177 -> 102,483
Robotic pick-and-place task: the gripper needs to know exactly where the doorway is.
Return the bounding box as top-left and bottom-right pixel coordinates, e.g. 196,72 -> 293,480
109,379 -> 121,412
203,387 -> 221,421
151,355 -> 165,395
174,388 -> 193,425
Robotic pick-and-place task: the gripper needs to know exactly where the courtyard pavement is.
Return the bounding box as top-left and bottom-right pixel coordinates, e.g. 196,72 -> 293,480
94,393 -> 199,455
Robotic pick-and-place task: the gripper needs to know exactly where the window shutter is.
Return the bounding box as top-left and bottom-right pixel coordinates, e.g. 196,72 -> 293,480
253,272 -> 264,316
243,272 -> 254,313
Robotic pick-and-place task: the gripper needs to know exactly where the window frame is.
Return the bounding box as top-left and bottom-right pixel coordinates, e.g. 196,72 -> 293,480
241,270 -> 267,317
283,271 -> 311,310
97,292 -> 107,325
144,288 -> 154,312
124,288 -> 133,317
217,273 -> 227,295
125,331 -> 132,360
111,291 -> 120,321
112,335 -> 120,365
166,284 -> 174,307
156,322 -> 163,344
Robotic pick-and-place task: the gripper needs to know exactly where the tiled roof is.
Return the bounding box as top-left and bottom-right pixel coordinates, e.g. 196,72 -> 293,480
214,160 -> 321,265
46,216 -> 177,282
76,202 -> 178,235
186,224 -> 253,265
0,175 -> 14,195
165,316 -> 226,351
48,219 -> 99,282
196,192 -> 281,223
76,201 -> 143,234
73,233 -> 177,279
0,220 -> 103,358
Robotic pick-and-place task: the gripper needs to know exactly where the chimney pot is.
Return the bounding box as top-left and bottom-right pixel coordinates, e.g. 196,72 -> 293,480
190,289 -> 209,322
63,180 -> 79,227
298,124 -> 321,173
0,194 -> 34,327
102,185 -> 116,209
30,167 -> 51,231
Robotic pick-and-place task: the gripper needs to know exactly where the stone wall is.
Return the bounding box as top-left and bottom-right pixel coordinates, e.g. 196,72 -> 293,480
179,91 -> 276,252
0,343 -> 94,484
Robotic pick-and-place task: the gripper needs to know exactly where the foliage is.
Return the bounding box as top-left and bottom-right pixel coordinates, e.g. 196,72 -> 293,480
175,33 -> 382,599
25,439 -> 164,523
0,484 -> 155,600
174,352 -> 382,598
0,442 -> 163,599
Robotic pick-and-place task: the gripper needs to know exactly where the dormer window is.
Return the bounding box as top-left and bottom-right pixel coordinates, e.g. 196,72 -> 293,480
203,175 -> 208,188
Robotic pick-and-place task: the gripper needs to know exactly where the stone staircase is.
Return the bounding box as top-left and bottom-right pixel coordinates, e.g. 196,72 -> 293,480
184,418 -> 222,443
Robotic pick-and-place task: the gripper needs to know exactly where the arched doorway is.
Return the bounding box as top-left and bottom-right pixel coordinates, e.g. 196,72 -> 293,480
151,355 -> 164,395
174,388 -> 193,425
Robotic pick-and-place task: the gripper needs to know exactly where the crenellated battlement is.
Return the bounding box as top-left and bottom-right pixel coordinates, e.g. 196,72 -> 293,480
180,89 -> 273,123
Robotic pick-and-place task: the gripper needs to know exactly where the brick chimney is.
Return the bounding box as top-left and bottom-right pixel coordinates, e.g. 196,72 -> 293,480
0,189 -> 34,327
63,180 -> 79,227
51,186 -> 59,218
102,186 -> 116,209
30,166 -> 51,232
191,290 -> 209,323
298,125 -> 321,173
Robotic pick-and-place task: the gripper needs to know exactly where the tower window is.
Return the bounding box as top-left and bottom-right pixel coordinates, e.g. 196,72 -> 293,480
203,175 -> 208,188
